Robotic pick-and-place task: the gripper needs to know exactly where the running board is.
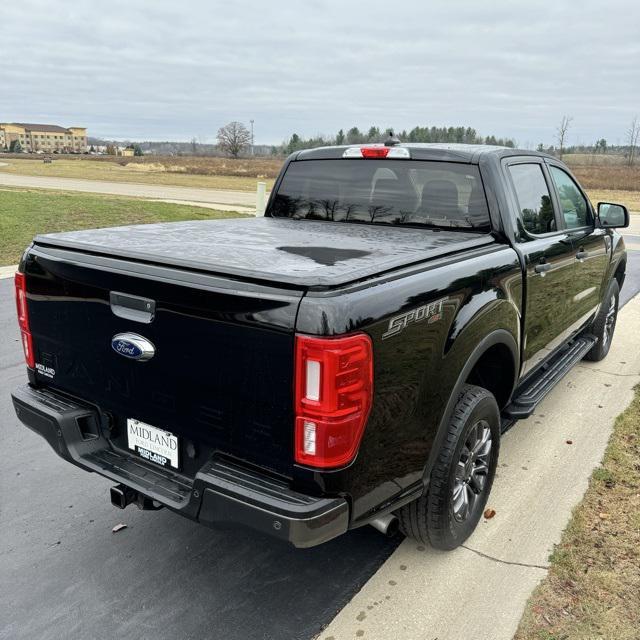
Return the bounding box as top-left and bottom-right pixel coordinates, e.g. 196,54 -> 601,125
504,336 -> 596,419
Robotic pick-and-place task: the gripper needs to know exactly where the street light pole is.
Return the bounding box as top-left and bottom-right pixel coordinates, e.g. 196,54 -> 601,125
250,119 -> 254,156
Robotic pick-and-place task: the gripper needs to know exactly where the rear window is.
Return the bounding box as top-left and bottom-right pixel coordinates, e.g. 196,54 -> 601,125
270,159 -> 490,230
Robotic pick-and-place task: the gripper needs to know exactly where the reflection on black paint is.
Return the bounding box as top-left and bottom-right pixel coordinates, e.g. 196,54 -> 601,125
277,245 -> 371,266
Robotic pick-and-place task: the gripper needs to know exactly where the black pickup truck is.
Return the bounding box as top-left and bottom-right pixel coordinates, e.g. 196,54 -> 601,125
12,142 -> 629,549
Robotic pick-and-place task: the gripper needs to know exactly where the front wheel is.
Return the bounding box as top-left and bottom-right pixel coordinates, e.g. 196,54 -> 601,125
584,279 -> 619,362
398,384 -> 500,550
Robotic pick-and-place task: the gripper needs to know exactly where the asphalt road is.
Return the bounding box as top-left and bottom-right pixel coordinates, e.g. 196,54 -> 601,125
0,276 -> 398,640
1,248 -> 639,640
621,248 -> 640,306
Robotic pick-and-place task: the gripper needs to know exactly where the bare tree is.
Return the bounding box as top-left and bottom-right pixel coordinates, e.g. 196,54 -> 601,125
555,115 -> 573,159
626,116 -> 640,166
190,137 -> 198,154
216,121 -> 251,158
594,138 -> 607,154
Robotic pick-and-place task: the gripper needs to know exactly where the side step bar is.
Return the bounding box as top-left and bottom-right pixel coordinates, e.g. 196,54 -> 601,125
504,336 -> 596,419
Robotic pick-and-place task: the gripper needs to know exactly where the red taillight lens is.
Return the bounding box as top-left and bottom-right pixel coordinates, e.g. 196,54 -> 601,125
15,273 -> 28,329
15,272 -> 35,368
294,333 -> 373,468
361,147 -> 390,158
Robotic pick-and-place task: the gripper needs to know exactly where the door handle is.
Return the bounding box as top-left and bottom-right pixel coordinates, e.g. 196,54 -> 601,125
534,262 -> 552,274
575,249 -> 589,261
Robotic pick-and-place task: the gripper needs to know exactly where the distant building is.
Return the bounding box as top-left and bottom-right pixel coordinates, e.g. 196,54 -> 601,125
0,123 -> 88,153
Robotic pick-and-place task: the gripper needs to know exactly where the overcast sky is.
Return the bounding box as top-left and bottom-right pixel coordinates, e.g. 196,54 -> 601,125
1,0 -> 639,146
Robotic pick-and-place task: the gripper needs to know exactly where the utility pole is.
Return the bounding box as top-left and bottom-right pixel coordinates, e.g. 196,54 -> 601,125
250,119 -> 254,156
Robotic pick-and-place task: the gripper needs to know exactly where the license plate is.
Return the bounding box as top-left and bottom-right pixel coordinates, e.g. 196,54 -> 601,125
127,418 -> 179,469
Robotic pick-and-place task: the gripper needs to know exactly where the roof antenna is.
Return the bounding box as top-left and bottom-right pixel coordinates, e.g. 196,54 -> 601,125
384,130 -> 400,147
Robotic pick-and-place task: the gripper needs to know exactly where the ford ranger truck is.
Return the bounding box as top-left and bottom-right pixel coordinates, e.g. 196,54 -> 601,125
11,142 -> 629,549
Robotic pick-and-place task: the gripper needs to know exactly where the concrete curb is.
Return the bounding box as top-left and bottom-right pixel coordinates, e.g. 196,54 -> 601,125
152,199 -> 256,214
320,294 -> 640,640
0,265 -> 17,279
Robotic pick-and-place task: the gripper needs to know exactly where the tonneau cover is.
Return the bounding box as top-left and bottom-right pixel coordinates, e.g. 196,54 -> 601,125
35,217 -> 495,288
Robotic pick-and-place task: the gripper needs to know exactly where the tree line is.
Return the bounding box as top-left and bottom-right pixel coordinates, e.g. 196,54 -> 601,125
277,125 -> 516,155
550,114 -> 640,165
86,116 -> 640,165
214,121 -> 516,157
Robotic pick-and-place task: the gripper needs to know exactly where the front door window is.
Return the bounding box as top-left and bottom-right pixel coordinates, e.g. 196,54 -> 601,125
548,166 -> 592,229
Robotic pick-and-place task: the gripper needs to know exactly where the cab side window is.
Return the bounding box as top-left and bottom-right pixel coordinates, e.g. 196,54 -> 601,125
509,164 -> 556,235
549,166 -> 592,229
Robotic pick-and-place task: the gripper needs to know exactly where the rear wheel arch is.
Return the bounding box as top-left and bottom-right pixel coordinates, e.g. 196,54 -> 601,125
465,342 -> 517,409
613,258 -> 626,289
421,330 -> 518,485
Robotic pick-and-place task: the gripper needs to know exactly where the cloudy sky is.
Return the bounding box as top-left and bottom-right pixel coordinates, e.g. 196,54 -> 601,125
2,0 -> 639,146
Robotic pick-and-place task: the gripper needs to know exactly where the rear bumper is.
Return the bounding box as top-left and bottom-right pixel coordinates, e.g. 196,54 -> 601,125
11,384 -> 349,548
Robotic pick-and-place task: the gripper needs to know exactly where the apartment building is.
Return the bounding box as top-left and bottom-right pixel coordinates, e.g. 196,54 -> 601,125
0,123 -> 88,153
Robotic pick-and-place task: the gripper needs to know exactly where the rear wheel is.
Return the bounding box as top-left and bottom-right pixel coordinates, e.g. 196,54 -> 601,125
398,384 -> 500,550
584,279 -> 619,362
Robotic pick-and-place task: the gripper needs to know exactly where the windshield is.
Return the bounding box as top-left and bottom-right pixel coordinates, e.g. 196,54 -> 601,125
270,159 -> 490,230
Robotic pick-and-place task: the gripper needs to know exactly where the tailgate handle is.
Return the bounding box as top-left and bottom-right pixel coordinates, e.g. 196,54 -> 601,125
110,291 -> 155,324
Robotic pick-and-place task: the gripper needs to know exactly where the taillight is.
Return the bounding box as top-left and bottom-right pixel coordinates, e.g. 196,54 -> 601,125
342,146 -> 410,159
14,272 -> 35,368
361,147 -> 390,158
294,333 -> 373,468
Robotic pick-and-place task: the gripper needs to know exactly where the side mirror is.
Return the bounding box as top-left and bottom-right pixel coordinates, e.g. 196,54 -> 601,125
598,202 -> 629,229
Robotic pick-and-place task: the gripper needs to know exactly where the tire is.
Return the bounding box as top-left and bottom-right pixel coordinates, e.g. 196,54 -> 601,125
583,279 -> 619,362
398,384 -> 500,550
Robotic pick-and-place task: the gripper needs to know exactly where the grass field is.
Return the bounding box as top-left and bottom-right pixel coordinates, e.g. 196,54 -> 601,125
0,188 -> 246,265
0,157 -> 280,191
563,153 -> 628,166
570,165 -> 640,192
515,386 -> 640,640
584,188 -> 640,212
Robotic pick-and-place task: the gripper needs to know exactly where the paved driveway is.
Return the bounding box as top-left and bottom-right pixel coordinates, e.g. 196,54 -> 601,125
0,276 -> 398,640
0,171 -> 257,212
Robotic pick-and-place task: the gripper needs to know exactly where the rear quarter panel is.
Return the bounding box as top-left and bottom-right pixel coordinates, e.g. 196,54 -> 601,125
295,244 -> 523,523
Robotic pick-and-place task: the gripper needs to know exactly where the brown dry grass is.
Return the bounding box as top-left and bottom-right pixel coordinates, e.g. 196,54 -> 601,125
570,165 -> 640,192
584,189 -> 640,213
1,152 -> 284,179
121,155 -> 283,179
0,157 -> 279,191
515,386 -> 640,640
563,153 -> 628,167
543,154 -> 640,211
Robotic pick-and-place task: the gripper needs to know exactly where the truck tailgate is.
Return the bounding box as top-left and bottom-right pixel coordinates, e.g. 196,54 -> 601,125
24,245 -> 302,477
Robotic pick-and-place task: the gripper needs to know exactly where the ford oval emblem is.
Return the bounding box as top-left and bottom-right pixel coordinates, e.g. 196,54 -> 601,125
111,333 -> 155,361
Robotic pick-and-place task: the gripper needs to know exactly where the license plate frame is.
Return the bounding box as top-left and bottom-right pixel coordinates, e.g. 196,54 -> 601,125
126,418 -> 179,470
